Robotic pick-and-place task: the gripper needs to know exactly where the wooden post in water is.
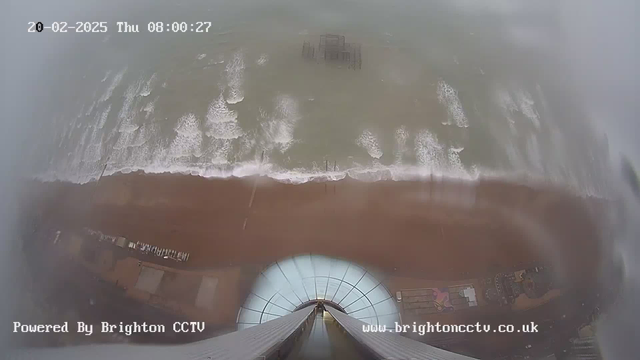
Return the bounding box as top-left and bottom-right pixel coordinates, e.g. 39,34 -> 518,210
89,155 -> 111,222
96,155 -> 111,184
91,155 -> 110,204
98,163 -> 108,182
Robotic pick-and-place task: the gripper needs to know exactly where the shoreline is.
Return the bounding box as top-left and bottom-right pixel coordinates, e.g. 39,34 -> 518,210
32,164 -> 610,199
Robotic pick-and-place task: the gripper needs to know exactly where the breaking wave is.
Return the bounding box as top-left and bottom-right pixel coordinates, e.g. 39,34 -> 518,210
357,130 -> 383,159
394,126 -> 409,164
437,80 -> 469,128
138,73 -> 157,97
225,51 -> 245,104
259,95 -> 300,152
98,67 -> 126,103
169,113 -> 203,159
205,93 -> 244,140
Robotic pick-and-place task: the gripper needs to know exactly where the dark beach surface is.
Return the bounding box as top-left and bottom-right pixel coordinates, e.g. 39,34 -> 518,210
22,173 -> 609,285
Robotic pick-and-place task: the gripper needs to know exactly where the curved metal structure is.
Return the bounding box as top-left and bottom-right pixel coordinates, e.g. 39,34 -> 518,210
237,255 -> 400,330
9,306 -> 477,360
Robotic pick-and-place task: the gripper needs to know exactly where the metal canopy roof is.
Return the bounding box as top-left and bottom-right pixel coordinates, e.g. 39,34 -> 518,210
237,254 -> 400,330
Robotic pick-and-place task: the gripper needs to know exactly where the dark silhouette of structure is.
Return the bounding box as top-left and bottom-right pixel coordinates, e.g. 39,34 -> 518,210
302,34 -> 362,69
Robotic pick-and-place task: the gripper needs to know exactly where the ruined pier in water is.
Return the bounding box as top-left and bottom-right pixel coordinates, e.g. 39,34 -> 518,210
302,34 -> 362,70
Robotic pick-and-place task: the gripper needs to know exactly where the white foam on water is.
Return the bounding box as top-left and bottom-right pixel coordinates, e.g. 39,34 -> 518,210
448,147 -> 466,174
44,153 -> 604,198
81,106 -> 112,163
344,163 -> 472,182
69,126 -> 91,169
96,104 -> 111,129
78,126 -> 90,147
208,55 -> 225,66
117,79 -> 143,133
414,130 -> 471,177
237,130 -> 256,160
36,151 -> 607,198
494,87 -> 517,133
85,99 -> 97,116
105,123 -> 157,168
65,123 -> 75,141
76,104 -> 85,120
37,117 -> 605,199
356,130 -> 383,159
197,54 -> 207,60
83,129 -> 104,164
101,71 -> 111,83
112,131 -> 136,151
205,93 -> 244,139
142,97 -> 158,120
65,116 -> 79,140
437,80 -> 469,128
98,67 -> 126,103
394,126 -> 410,164
206,118 -> 245,141
260,95 -> 300,152
128,123 -> 156,148
168,113 -> 203,159
138,73 -> 157,97
36,148 -> 605,198
415,129 -> 445,168
108,148 -> 132,172
515,89 -> 541,129
495,88 -> 518,114
256,54 -> 269,66
204,138 -> 233,165
225,51 -> 245,104
58,124 -> 67,148
127,141 -> 153,168
108,80 -> 145,164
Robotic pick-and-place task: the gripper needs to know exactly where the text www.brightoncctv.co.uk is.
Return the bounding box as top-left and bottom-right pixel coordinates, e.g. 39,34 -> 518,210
362,322 -> 539,335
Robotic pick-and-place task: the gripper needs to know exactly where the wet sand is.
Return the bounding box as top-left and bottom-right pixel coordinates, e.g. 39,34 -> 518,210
22,173 -> 607,285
